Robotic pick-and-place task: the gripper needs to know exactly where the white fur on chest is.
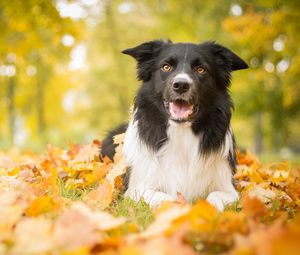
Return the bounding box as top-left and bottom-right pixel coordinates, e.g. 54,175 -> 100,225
156,121 -> 216,200
123,118 -> 235,204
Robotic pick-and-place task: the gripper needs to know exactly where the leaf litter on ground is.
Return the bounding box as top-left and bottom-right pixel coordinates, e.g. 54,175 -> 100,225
0,138 -> 299,255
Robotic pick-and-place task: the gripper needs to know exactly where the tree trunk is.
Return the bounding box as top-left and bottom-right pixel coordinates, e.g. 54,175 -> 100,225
7,76 -> 16,145
253,112 -> 263,155
104,0 -> 129,112
270,76 -> 286,153
37,77 -> 46,139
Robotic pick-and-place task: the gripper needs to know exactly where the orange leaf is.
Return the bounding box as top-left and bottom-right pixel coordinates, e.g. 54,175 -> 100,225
84,180 -> 113,209
242,196 -> 267,219
25,196 -> 56,216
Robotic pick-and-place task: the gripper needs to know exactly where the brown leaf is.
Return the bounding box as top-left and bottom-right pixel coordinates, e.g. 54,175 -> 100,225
106,158 -> 127,188
69,143 -> 100,165
70,202 -> 126,231
242,196 -> 267,219
113,133 -> 125,145
138,204 -> 191,239
53,204 -> 100,251
236,150 -> 260,166
175,192 -> 187,205
12,217 -> 53,254
83,180 -> 114,209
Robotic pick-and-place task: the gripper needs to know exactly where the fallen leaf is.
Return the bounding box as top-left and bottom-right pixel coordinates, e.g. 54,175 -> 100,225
12,217 -> 53,254
25,195 -> 56,216
106,158 -> 127,188
71,202 -> 126,231
84,180 -> 113,209
138,204 -> 191,238
53,205 -> 100,251
242,196 -> 267,219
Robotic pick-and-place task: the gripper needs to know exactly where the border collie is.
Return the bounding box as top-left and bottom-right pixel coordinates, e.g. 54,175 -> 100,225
101,40 -> 248,211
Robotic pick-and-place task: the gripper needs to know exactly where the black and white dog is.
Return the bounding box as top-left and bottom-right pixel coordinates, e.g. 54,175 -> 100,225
101,40 -> 248,211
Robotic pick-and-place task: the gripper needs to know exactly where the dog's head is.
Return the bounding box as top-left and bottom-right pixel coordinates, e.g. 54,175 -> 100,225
123,40 -> 248,123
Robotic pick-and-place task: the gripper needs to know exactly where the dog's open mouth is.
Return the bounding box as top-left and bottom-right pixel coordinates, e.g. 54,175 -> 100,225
164,99 -> 196,121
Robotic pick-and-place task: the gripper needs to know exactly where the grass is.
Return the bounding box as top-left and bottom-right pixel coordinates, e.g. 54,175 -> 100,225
57,177 -> 96,201
57,174 -> 242,231
108,196 -> 154,230
57,177 -> 84,200
57,178 -> 154,230
224,200 -> 241,212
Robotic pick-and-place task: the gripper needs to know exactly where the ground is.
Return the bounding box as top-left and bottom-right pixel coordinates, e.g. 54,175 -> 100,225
0,136 -> 299,255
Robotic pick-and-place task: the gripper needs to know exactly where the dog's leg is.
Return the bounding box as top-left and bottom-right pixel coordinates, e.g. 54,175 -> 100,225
206,159 -> 239,211
123,119 -> 175,207
206,190 -> 238,211
125,188 -> 175,207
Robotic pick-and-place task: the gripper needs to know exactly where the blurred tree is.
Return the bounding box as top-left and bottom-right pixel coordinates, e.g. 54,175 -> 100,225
0,0 -> 85,147
223,0 -> 300,153
0,0 -> 299,157
85,0 -> 234,135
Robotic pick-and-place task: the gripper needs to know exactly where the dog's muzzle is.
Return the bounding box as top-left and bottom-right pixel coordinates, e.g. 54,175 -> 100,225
163,73 -> 198,122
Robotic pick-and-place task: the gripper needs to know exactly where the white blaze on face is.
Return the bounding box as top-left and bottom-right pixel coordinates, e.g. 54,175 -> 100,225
173,72 -> 193,84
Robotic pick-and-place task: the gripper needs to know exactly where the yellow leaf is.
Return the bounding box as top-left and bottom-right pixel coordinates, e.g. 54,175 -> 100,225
12,217 -> 53,254
84,180 -> 113,209
61,247 -> 90,255
25,196 -> 56,216
185,200 -> 218,232
113,133 -> 125,145
70,202 -> 126,231
106,158 -> 127,188
248,168 -> 264,183
138,204 -> 191,238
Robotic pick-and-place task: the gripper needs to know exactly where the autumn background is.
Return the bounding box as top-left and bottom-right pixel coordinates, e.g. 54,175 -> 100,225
0,1 -> 300,254
0,0 -> 300,162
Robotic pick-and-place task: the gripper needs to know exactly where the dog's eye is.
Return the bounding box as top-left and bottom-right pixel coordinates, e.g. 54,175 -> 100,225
196,66 -> 206,74
161,64 -> 172,72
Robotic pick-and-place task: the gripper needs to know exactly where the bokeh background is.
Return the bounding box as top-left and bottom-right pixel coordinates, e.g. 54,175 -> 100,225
0,0 -> 299,161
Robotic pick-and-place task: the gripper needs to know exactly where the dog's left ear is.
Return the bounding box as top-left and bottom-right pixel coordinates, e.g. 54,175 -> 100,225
210,43 -> 248,71
122,40 -> 167,81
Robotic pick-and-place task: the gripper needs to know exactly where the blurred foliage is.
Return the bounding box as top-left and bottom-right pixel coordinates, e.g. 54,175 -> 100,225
0,0 -> 299,158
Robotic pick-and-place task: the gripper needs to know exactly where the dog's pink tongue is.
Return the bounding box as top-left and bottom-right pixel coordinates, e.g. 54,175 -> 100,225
169,101 -> 193,120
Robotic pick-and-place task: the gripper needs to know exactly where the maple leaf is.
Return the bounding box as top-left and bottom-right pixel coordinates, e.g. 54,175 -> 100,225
83,179 -> 113,209
175,192 -> 188,205
242,195 -> 267,219
113,133 -> 125,146
70,203 -> 126,231
12,217 -> 54,254
53,205 -> 100,251
124,228 -> 197,255
137,204 -> 191,238
0,141 -> 300,254
232,216 -> 300,255
0,191 -> 26,241
236,150 -> 260,167
25,195 -> 57,216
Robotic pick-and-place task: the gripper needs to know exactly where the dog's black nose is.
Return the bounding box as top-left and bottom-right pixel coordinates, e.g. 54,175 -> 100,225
172,81 -> 190,94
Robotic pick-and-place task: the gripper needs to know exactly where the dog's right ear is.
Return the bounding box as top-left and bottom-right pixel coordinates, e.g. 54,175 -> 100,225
122,40 -> 167,81
122,40 -> 165,62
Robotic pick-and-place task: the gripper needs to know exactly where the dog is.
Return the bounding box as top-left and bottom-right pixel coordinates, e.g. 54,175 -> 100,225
101,40 -> 248,211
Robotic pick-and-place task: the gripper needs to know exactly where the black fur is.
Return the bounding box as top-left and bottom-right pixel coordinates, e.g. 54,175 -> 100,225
101,124 -> 127,160
101,40 -> 248,174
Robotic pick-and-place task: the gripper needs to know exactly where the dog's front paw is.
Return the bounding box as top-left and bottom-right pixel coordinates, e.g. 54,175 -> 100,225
206,191 -> 239,211
147,192 -> 175,207
125,189 -> 175,207
206,192 -> 225,211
